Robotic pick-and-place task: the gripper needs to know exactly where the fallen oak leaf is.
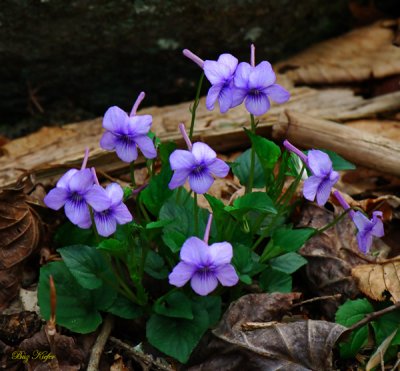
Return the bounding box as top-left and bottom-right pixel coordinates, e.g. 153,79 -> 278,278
352,258 -> 400,302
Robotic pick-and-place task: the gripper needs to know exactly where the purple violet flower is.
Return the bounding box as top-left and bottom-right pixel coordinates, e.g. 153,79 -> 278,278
183,49 -> 239,113
168,124 -> 229,194
100,91 -> 157,163
231,45 -> 290,116
283,140 -> 339,206
334,190 -> 384,254
169,214 -> 239,295
92,178 -> 133,237
44,149 -> 111,228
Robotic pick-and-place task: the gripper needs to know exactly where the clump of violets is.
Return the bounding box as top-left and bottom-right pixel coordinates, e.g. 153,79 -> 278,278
169,213 -> 239,295
284,140 -> 339,206
183,44 -> 290,116
100,91 -> 157,163
44,149 -> 111,228
92,169 -> 133,237
168,123 -> 229,194
334,190 -> 384,254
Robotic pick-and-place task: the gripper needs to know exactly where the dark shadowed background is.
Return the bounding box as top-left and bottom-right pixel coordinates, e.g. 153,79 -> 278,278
0,0 -> 397,138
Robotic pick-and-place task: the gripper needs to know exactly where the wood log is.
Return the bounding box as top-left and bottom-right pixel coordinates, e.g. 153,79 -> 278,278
272,110 -> 400,177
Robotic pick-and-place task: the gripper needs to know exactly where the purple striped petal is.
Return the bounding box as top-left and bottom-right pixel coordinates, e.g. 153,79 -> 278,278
100,131 -> 117,150
190,271 -> 218,296
180,237 -> 209,266
215,264 -> 239,286
112,203 -> 133,224
303,176 -> 321,202
115,137 -> 138,163
169,149 -> 195,170
208,158 -> 229,178
85,184 -> 111,211
188,171 -> 214,194
94,212 -> 117,237
316,178 -> 333,206
168,169 -> 190,189
206,83 -> 223,111
357,231 -> 373,254
245,93 -> 270,116
218,86 -> 233,113
68,169 -> 93,193
44,187 -> 69,210
65,199 -> 91,226
264,84 -> 290,103
231,87 -> 247,107
234,62 -> 251,89
56,169 -> 78,189
191,142 -> 216,164
209,242 -> 233,265
169,262 -> 196,287
307,150 -> 332,177
248,61 -> 276,89
135,135 -> 157,159
103,106 -> 128,132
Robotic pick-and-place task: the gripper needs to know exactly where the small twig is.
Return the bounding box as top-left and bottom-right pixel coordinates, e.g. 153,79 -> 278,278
348,301 -> 400,333
109,336 -> 174,371
87,314 -> 114,371
389,353 -> 400,371
292,294 -> 342,308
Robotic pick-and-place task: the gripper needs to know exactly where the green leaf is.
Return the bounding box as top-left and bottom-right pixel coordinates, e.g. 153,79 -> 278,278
97,238 -> 127,258
58,245 -> 114,290
140,142 -> 176,216
232,148 -> 264,188
261,226 -> 315,261
270,252 -> 308,274
321,149 -> 356,171
232,244 -> 265,277
336,299 -> 374,358
54,221 -> 96,247
146,220 -> 173,229
144,250 -> 169,279
159,197 -> 208,252
192,296 -> 222,326
259,268 -> 292,293
372,309 -> 400,346
239,274 -> 252,284
38,261 -> 103,334
245,130 -> 281,170
339,326 -> 369,359
105,294 -> 144,319
154,291 -> 194,320
226,192 -> 276,219
147,305 -> 209,363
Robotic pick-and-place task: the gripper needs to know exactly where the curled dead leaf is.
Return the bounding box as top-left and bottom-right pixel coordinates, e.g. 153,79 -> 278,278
276,20 -> 400,84
352,258 -> 400,303
198,293 -> 347,371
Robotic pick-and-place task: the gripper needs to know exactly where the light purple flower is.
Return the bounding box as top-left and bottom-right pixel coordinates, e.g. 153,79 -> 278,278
168,124 -> 229,194
283,141 -> 339,206
352,211 -> 384,254
302,150 -> 339,206
100,92 -> 157,163
169,236 -> 239,296
44,168 -> 110,228
93,183 -> 133,237
333,190 -> 384,254
231,61 -> 290,116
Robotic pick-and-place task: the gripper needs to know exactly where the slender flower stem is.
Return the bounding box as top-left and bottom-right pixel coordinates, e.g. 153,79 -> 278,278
182,49 -> 204,68
203,213 -> 213,243
315,207 -> 358,235
179,123 -> 192,150
333,190 -> 355,218
189,72 -> 205,140
250,44 -> 255,67
246,114 -> 257,194
130,91 -> 145,117
194,193 -> 199,236
283,140 -> 308,165
129,162 -> 136,187
81,147 -> 90,170
89,207 -> 100,243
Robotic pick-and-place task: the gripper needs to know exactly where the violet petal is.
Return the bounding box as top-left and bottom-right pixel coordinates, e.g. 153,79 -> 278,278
191,142 -> 216,164
264,84 -> 290,103
169,149 -> 196,170
112,203 -> 133,224
103,106 -> 128,132
115,137 -> 138,163
188,171 -> 214,194
168,168 -> 190,189
206,83 -> 223,111
85,184 -> 111,211
204,60 -> 231,85
65,199 -> 91,226
135,135 -> 157,159
303,176 -> 321,202
209,242 -> 233,265
44,187 -> 69,210
180,236 -> 209,265
245,93 -> 270,116
100,131 -> 117,150
248,61 -> 276,89
190,271 -> 218,296
169,262 -> 196,287
234,62 -> 251,89
307,150 -> 332,177
208,158 -> 229,178
215,264 -> 239,286
94,212 -> 117,237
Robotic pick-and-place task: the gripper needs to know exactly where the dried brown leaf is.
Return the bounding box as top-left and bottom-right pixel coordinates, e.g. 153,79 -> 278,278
352,258 -> 400,302
276,20 -> 400,84
298,203 -> 379,317
0,311 -> 42,345
204,293 -> 346,371
0,184 -> 42,309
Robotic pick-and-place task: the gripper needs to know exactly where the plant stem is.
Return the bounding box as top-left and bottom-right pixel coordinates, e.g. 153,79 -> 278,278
189,73 -> 204,140
130,162 -> 136,187
89,207 -> 100,243
246,114 -> 256,194
194,193 -> 199,236
314,207 -> 358,235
